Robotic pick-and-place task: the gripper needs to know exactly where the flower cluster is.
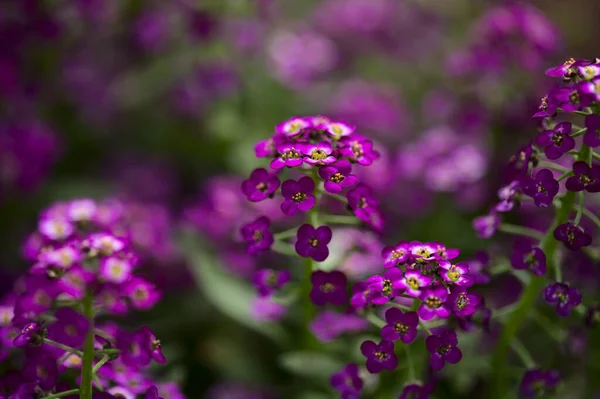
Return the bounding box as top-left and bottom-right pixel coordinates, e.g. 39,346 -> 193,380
0,198 -> 182,399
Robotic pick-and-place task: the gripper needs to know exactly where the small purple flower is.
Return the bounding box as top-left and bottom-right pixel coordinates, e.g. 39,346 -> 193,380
252,269 -> 291,297
381,308 -> 418,343
510,240 -> 546,276
439,261 -> 471,286
13,322 -> 44,347
418,286 -> 450,320
350,281 -> 372,309
533,93 -> 559,119
553,222 -> 592,250
523,169 -> 559,208
340,136 -> 379,166
330,363 -> 363,399
145,386 -> 165,399
519,369 -> 560,398
545,58 -> 585,79
473,213 -> 500,238
99,256 -> 133,284
360,339 -> 398,374
410,242 -> 437,263
535,122 -> 574,160
125,277 -> 161,310
24,354 -> 59,390
295,224 -> 333,262
325,121 -> 355,139
241,168 -> 280,202
367,268 -> 404,305
544,282 -> 582,317
495,181 -> 521,212
584,114 -> 600,148
241,216 -> 274,255
318,160 -> 358,194
399,269 -> 432,298
140,326 -> 166,364
347,184 -> 379,223
270,143 -> 304,170
381,241 -> 411,268
399,384 -> 432,399
431,242 -> 460,261
426,330 -> 462,371
565,161 -> 600,193
254,137 -> 277,158
281,176 -> 316,215
47,308 -> 89,347
303,141 -> 337,165
275,116 -> 310,137
447,286 -> 481,317
310,311 -> 368,342
553,83 -> 594,112
310,271 -> 347,306
38,217 -> 74,241
508,144 -> 535,178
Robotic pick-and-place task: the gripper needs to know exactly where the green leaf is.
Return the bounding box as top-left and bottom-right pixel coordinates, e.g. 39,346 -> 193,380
279,351 -> 344,380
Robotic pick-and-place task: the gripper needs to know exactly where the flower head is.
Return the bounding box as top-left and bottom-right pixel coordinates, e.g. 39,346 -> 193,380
318,160 -> 358,194
544,282 -> 582,317
360,339 -> 398,374
399,269 -> 432,298
381,242 -> 411,268
347,183 -> 379,223
495,181 -> 521,212
241,216 -> 274,255
565,161 -> 600,193
270,143 -> 304,170
295,224 -> 333,262
418,286 -> 450,320
367,268 -> 404,305
439,261 -> 471,286
473,213 -> 500,238
330,363 -> 363,399
553,222 -> 592,250
340,137 -> 379,166
584,114 -> 600,148
523,169 -> 559,208
350,281 -> 373,309
241,168 -> 280,202
302,141 -> 337,165
252,269 -> 291,297
519,369 -> 560,398
447,286 -> 481,317
535,122 -> 574,160
310,270 -> 347,306
381,308 -> 418,343
510,240 -> 546,276
281,176 -> 316,215
426,330 -> 462,371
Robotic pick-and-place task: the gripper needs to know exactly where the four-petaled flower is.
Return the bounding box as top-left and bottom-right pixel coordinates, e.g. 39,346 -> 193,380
281,176 -> 316,215
380,308 -> 418,343
544,282 -> 582,317
329,363 -> 363,399
318,160 -> 358,194
519,369 -> 560,399
583,114 -> 600,148
241,216 -> 274,255
367,268 -> 405,305
426,330 -> 462,371
535,122 -> 574,160
399,269 -> 432,298
439,261 -> 472,286
270,143 -> 304,170
553,222 -> 592,250
310,270 -> 348,306
381,241 -> 411,268
360,339 -> 398,374
523,169 -> 559,208
241,168 -> 280,202
303,141 -> 337,165
565,161 -> 600,193
419,286 -> 450,320
447,286 -> 481,317
252,269 -> 291,297
295,224 -> 333,262
473,213 -> 500,238
510,240 -> 547,276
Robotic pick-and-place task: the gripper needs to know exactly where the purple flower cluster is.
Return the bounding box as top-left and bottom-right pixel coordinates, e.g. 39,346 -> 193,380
0,198 -> 183,398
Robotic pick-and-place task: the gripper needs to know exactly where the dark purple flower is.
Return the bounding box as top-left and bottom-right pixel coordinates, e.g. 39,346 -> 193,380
532,93 -> 559,119
584,114 -> 600,148
381,308 -> 418,343
447,286 -> 481,317
418,286 -> 450,320
523,169 -> 559,207
281,176 -> 316,215
399,269 -> 432,298
439,261 -> 471,286
350,281 -> 373,309
519,369 -> 560,398
456,301 -> 491,332
360,339 -> 398,374
347,184 -> 379,223
241,216 -> 274,255
381,242 -> 411,268
368,268 -> 404,305
318,160 -> 359,194
145,386 -> 165,399
553,84 -> 593,113
270,143 -> 304,170
310,270 -> 347,306
340,136 -> 379,166
544,282 -> 582,317
23,354 -> 59,390
553,222 -> 592,250
535,122 -> 574,160
473,213 -> 500,238
426,330 -> 462,371
295,224 -> 332,262
310,311 -> 368,342
47,308 -> 89,347
252,269 -> 291,297
117,329 -> 152,368
466,251 -> 491,285
510,240 -> 546,276
241,168 -> 280,202
13,322 -> 44,347
495,181 -> 521,212
303,141 -> 337,165
330,363 -> 363,399
565,161 -> 600,193
398,383 -> 432,399
508,144 -> 535,178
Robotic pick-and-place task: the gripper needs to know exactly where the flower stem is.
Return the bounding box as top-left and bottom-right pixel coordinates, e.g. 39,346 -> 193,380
366,312 -> 385,328
42,389 -> 80,399
498,223 -> 544,241
80,291 -> 95,399
404,344 -> 416,381
92,355 -> 111,374
302,168 -> 320,349
574,192 -> 585,225
419,321 -> 432,336
318,189 -> 347,204
571,128 -> 587,138
273,227 -> 299,240
537,161 -> 570,174
583,207 -> 600,229
387,302 -> 413,311
511,338 -> 536,368
43,339 -> 83,357
593,152 -> 600,161
319,214 -> 360,225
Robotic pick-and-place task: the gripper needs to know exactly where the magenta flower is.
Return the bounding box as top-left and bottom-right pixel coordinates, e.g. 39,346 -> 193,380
241,216 -> 274,255
553,84 -> 593,113
553,222 -> 592,250
310,271 -> 347,306
99,256 -> 133,284
535,122 -> 574,160
350,281 -> 373,309
252,269 -> 291,297
426,330 -> 462,371
510,240 -> 546,276
523,169 -> 559,207
254,137 -> 277,158
310,311 -> 368,342
281,176 -> 316,215
241,168 -> 280,202
125,277 -> 161,310
495,181 -> 521,212
380,308 -> 418,343
303,141 -> 337,166
399,384 -> 432,399
439,261 -> 471,286
410,242 -> 437,263
275,116 -> 310,138
318,160 -> 358,194
145,386 -> 165,399
270,143 -> 304,170
38,217 -> 74,241
330,363 -> 363,399
447,286 -> 481,317
347,184 -> 379,223
565,162 -> 600,193
13,322 -> 44,347
533,93 -> 560,119
381,242 -> 411,268
24,354 -> 59,390
367,268 -> 404,305
545,58 -> 588,79
340,137 -> 379,166
418,286 -> 450,320
544,282 -> 582,317
584,114 -> 600,148
295,224 -> 333,262
47,308 -> 89,347
519,369 -> 560,398
325,121 -> 355,139
473,213 -> 500,238
399,269 -> 432,298
140,326 -> 166,364
360,339 -> 398,374
431,242 -> 460,261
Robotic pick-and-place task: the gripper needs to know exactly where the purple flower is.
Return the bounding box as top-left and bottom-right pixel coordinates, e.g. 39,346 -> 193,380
399,269 -> 432,298
325,121 -> 355,139
553,84 -> 593,113
340,137 -> 379,166
545,58 -> 587,79
347,184 -> 379,223
310,271 -> 347,306
426,330 -> 462,371
47,308 -> 89,347
38,216 -> 74,241
544,282 -> 582,317
275,117 -> 310,137
330,363 -> 363,399
565,162 -> 600,193
13,322 -> 44,347
270,143 -> 304,170
303,141 -> 337,165
350,281 -> 372,309
295,224 -> 333,262
584,114 -> 600,148
431,242 -> 460,261
535,122 -> 574,160
310,311 -> 368,342
398,384 -> 432,399
360,340 -> 398,374
473,213 -> 500,238
439,261 -> 471,286
508,144 -> 535,178
533,93 -> 559,119
99,256 -> 133,284
418,286 -> 450,320
145,386 -> 165,399
553,222 -> 592,250
410,242 -> 437,263
318,160 -> 359,194
252,269 -> 291,297
381,242 -> 411,268
495,181 -> 521,212
510,240 -> 546,276
125,277 -> 161,310
381,308 -> 418,343
368,268 -> 404,305
241,216 -> 274,255
250,295 -> 287,321
241,168 -> 280,202
23,354 -> 59,390
281,176 -> 316,215
519,369 -> 560,398
523,169 -> 559,207
447,286 -> 481,317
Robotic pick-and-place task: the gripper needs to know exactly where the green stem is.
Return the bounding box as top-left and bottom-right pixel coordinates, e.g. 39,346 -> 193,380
319,214 -> 360,225
574,192 -> 585,225
366,312 -> 385,328
43,339 -> 83,357
557,171 -> 572,182
273,227 -> 299,240
593,152 -> 600,162
511,338 -> 536,368
92,328 -> 114,342
302,168 -> 320,349
583,208 -> 600,229
404,344 -> 416,381
42,389 -> 80,399
498,223 -> 544,241
570,110 -> 591,116
419,321 -> 432,336
571,128 -> 587,138
80,292 -> 95,399
318,190 -> 347,204
92,355 -> 110,374
387,302 -> 413,311
94,348 -> 120,355
537,162 -> 570,174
